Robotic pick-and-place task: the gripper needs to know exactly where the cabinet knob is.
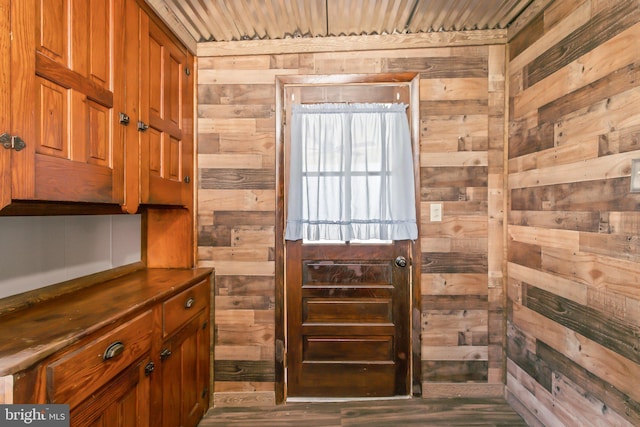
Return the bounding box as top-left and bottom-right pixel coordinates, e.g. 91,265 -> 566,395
185,297 -> 195,309
103,341 -> 125,360
184,176 -> 191,184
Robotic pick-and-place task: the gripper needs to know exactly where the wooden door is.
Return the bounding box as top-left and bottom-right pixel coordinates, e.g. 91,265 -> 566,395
286,240 -> 411,397
139,12 -> 191,206
10,0 -> 123,204
157,310 -> 210,427
70,357 -> 151,427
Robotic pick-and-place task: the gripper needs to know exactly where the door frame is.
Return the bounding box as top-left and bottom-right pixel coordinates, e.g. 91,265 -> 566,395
275,73 -> 422,403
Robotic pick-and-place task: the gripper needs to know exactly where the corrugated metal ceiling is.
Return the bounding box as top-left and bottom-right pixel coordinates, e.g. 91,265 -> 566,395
148,0 -> 534,44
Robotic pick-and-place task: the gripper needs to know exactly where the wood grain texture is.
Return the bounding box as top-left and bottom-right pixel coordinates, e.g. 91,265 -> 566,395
200,397 -> 527,426
198,39 -> 503,403
0,268 -> 211,376
507,2 -> 640,424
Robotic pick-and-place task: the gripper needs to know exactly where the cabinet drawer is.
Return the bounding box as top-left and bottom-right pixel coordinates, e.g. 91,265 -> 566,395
46,310 -> 153,409
163,279 -> 209,337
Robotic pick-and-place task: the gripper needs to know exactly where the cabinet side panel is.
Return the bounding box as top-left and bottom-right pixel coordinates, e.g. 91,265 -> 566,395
144,208 -> 193,268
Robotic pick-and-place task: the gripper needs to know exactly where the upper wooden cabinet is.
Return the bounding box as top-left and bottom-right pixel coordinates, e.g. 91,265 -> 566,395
0,0 -> 124,209
0,0 -> 194,213
122,0 -> 194,213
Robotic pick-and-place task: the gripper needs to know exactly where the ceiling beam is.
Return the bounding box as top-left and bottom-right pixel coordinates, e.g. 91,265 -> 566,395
197,29 -> 507,57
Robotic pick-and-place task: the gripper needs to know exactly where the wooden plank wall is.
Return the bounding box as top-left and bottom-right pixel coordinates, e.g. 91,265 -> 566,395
507,0 -> 640,425
197,43 -> 505,405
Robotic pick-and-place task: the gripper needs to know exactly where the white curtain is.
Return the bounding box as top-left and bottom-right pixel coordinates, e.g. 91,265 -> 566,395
285,102 -> 418,241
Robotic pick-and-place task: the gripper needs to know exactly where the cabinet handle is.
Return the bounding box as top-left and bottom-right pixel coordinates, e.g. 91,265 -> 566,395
137,121 -> 149,132
160,348 -> 172,360
103,341 -> 125,360
185,297 -> 195,309
184,176 -> 191,184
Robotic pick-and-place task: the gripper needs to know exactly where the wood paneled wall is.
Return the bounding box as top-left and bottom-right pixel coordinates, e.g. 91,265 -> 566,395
197,42 -> 505,406
507,0 -> 640,425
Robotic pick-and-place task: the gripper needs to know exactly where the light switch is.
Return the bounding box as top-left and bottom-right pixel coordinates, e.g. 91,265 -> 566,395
430,203 -> 442,222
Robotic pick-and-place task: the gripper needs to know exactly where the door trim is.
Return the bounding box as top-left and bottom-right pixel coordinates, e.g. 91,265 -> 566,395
275,73 -> 422,403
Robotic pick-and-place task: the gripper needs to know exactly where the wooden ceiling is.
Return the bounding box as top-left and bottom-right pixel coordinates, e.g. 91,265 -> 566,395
146,0 -> 536,52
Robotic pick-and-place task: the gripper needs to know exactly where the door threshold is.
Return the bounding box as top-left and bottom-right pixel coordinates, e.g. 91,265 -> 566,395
286,395 -> 411,403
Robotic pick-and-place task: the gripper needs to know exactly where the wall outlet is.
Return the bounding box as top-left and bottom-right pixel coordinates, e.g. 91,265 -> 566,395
430,203 -> 442,222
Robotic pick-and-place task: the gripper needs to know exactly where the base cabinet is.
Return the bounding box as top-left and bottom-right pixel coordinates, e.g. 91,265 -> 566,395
0,269 -> 212,427
156,310 -> 210,427
153,277 -> 210,427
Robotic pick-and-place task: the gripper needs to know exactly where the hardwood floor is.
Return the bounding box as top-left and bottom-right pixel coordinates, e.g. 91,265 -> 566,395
199,397 -> 529,426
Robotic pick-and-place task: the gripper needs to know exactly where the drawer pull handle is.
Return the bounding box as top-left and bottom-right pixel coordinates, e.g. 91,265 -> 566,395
103,341 -> 125,361
185,297 -> 195,309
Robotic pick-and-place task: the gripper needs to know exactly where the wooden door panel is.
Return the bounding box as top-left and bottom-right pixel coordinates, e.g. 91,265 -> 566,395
304,336 -> 394,361
168,54 -> 182,126
70,0 -> 109,87
87,100 -> 110,166
304,299 -> 393,323
37,78 -> 67,156
148,35 -> 163,118
87,0 -> 110,88
160,310 -> 208,427
34,155 -> 114,201
70,358 -> 150,427
38,0 -> 66,63
168,136 -> 181,181
140,17 -> 187,205
11,0 -> 122,204
299,363 -> 396,397
148,130 -> 163,177
287,241 -> 410,397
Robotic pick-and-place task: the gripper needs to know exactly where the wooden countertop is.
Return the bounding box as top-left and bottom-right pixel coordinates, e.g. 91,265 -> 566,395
0,268 -> 213,376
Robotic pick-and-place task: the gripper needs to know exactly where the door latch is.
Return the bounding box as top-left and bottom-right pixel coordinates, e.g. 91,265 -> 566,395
137,121 -> 149,132
119,112 -> 130,125
144,361 -> 155,376
1,133 -> 26,152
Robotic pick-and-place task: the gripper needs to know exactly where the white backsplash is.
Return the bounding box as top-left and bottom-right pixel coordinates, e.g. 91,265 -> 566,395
0,215 -> 141,299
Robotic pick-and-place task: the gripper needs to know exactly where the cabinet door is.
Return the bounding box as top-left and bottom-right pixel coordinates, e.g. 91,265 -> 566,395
158,310 -> 210,427
138,11 -> 193,207
0,0 -> 10,209
9,0 -> 124,204
70,357 -> 151,427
